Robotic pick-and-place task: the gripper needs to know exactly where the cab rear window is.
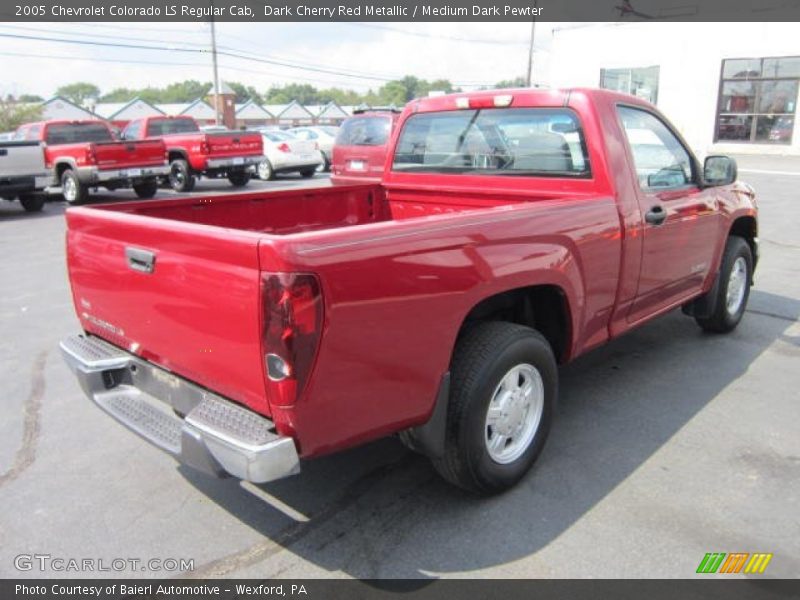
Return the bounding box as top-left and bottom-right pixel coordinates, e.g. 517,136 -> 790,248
148,118 -> 199,136
392,108 -> 590,177
336,116 -> 391,146
45,123 -> 113,145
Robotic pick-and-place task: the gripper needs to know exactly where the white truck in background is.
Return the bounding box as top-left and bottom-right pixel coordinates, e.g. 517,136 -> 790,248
0,140 -> 50,212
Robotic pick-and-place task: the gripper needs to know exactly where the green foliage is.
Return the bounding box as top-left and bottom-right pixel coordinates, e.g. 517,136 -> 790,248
0,98 -> 43,131
55,82 -> 101,106
493,76 -> 528,89
17,94 -> 44,103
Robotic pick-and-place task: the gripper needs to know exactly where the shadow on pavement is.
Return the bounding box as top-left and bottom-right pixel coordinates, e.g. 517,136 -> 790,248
179,289 -> 799,578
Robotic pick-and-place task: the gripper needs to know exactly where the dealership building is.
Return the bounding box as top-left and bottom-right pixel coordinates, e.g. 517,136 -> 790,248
547,22 -> 800,156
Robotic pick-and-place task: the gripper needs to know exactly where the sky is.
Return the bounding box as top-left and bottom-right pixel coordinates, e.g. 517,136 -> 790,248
0,22 -> 561,99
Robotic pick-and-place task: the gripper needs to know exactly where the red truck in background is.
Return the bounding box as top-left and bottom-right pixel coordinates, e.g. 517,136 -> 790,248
121,115 -> 263,192
15,120 -> 169,204
60,89 -> 758,495
331,107 -> 401,184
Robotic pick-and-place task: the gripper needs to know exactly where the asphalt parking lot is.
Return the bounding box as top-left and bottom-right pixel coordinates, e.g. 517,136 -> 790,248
1,159 -> 798,579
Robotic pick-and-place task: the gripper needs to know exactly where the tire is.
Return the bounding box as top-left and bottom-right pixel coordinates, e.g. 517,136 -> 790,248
168,159 -> 196,193
432,322 -> 557,494
227,170 -> 250,187
132,179 -> 158,199
61,169 -> 88,205
300,168 -> 316,179
19,194 -> 45,212
316,152 -> 330,173
695,236 -> 753,333
256,159 -> 275,181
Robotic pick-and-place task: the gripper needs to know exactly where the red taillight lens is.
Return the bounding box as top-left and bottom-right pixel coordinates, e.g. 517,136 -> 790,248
200,140 -> 210,154
261,273 -> 324,407
277,143 -> 291,153
85,144 -> 96,164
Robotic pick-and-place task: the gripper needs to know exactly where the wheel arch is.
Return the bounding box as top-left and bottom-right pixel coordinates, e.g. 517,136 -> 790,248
456,284 -> 574,365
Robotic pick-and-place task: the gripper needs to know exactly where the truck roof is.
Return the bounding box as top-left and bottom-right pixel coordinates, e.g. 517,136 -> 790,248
407,87 -> 654,114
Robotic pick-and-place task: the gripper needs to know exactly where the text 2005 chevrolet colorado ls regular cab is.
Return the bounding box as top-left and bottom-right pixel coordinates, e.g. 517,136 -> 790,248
60,89 -> 758,494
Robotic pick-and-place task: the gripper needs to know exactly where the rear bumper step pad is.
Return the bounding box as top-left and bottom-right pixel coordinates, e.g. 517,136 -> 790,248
60,334 -> 299,483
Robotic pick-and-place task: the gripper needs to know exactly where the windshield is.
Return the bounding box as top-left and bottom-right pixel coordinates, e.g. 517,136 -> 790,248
45,123 -> 113,145
336,116 -> 391,146
392,108 -> 590,177
149,118 -> 199,136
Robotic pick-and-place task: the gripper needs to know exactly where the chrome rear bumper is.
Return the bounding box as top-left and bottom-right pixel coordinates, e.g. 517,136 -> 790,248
60,334 -> 300,484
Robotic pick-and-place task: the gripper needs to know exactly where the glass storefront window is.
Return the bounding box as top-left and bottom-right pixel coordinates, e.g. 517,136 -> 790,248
716,56 -> 799,144
600,66 -> 660,104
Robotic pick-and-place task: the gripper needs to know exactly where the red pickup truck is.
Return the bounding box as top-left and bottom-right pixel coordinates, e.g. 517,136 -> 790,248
60,89 -> 758,494
15,120 -> 169,204
121,116 -> 263,192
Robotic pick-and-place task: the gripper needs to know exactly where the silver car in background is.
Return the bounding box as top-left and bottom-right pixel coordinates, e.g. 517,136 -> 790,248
286,125 -> 339,172
255,129 -> 322,180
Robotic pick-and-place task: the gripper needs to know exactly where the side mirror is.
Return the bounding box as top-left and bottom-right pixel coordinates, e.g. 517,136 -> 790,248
703,155 -> 737,187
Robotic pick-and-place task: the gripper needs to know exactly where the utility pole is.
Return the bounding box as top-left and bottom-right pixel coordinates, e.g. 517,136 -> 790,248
525,4 -> 537,87
210,1 -> 221,125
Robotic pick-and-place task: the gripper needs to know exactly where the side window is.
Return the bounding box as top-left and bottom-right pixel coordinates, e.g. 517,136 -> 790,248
123,121 -> 142,140
617,106 -> 694,189
27,125 -> 41,141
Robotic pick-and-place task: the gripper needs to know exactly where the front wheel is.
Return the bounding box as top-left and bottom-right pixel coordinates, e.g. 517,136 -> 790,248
61,170 -> 88,205
316,152 -> 329,173
132,179 -> 158,199
19,193 -> 46,212
168,159 -> 196,193
227,170 -> 251,187
300,168 -> 316,178
432,322 -> 557,494
695,236 -> 753,333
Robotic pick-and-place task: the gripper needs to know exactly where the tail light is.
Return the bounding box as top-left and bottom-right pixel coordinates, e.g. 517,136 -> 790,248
277,143 -> 291,153
314,142 -> 319,150
200,140 -> 210,155
261,273 -> 324,407
84,144 -> 97,164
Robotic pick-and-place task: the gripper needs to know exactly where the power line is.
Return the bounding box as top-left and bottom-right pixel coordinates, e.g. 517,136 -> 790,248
0,31 -> 495,87
344,23 -> 534,46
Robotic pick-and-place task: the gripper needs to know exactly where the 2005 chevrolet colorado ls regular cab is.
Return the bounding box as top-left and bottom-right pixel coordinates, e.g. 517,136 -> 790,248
60,89 -> 758,494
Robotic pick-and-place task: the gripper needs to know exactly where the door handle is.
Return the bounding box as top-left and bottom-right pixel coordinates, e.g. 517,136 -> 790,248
125,247 -> 156,274
645,205 -> 667,226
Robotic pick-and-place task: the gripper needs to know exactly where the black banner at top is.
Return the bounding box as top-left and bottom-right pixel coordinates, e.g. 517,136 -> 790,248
1,0 -> 800,22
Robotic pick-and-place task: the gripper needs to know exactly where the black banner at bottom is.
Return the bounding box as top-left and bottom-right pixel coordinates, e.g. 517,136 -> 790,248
2,579 -> 799,600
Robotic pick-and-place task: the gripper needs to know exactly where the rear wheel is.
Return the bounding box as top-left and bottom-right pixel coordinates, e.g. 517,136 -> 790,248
432,322 -> 557,494
61,169 -> 88,205
695,236 -> 753,333
168,159 -> 196,193
19,194 -> 45,212
132,179 -> 158,199
257,160 -> 274,181
227,170 -> 250,187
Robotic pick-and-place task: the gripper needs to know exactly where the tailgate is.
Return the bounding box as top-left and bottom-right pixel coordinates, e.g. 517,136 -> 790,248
93,140 -> 165,169
65,207 -> 270,415
0,142 -> 45,177
206,133 -> 263,158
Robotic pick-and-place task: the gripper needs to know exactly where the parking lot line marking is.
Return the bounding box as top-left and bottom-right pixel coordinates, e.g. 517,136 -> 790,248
240,481 -> 310,522
739,169 -> 800,176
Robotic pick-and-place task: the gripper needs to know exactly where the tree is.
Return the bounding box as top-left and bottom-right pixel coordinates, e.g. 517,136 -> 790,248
264,84 -> 320,105
0,98 -> 43,131
100,88 -> 138,102
55,82 -> 100,106
17,94 -> 44,103
227,82 -> 263,104
493,76 -> 528,89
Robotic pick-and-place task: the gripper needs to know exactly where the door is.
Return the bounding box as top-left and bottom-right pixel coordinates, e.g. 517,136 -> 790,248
617,106 -> 722,323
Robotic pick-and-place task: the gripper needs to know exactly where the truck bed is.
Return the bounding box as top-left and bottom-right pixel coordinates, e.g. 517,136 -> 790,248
96,183 -> 572,235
